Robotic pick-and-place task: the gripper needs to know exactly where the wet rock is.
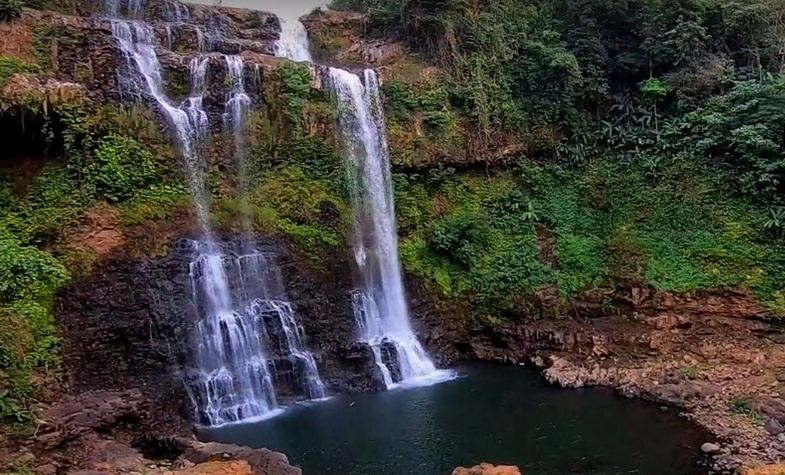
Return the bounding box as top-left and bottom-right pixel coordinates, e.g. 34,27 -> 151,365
649,381 -> 721,406
452,463 -> 522,475
764,418 -> 784,436
701,442 -> 722,454
34,390 -> 148,450
753,397 -> 785,425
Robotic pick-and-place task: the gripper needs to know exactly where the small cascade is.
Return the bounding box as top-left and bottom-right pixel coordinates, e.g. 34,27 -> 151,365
329,68 -> 453,388
224,56 -> 251,166
224,55 -> 254,235
163,0 -> 190,23
223,56 -> 327,401
272,5 -> 316,62
105,0 -> 144,18
164,24 -> 173,50
248,299 -> 326,401
188,243 -> 326,424
188,243 -> 278,425
195,27 -> 205,52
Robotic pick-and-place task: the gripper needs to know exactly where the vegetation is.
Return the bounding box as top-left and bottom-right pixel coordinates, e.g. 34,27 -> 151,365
325,0 -> 785,319
728,398 -> 766,425
0,97 -> 175,425
0,56 -> 39,87
0,0 -> 22,21
3,0 -> 785,432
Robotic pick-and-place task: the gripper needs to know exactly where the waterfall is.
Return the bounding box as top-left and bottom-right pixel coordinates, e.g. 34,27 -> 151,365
109,12 -> 327,425
224,55 -> 252,231
188,243 -> 279,425
275,18 -> 313,62
221,55 -> 327,411
266,0 -> 453,388
270,2 -> 328,62
328,68 -> 454,388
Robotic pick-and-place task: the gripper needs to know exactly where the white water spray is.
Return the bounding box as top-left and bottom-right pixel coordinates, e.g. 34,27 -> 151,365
329,68 -> 454,388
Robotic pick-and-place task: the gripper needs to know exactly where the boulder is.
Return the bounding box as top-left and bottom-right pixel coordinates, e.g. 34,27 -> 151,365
452,463 -> 522,475
645,313 -> 691,330
179,440 -> 301,475
701,442 -> 721,454
764,417 -> 785,436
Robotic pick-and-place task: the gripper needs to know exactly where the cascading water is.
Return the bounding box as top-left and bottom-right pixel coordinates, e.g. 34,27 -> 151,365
268,2 -> 328,62
274,16 -> 312,62
224,55 -> 252,224
221,55 -> 327,409
266,0 -> 452,388
329,68 -> 454,388
188,242 -> 279,425
111,14 -> 288,425
237,251 -> 327,401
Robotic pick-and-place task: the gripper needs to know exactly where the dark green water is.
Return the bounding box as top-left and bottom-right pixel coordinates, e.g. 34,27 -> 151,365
200,364 -> 708,475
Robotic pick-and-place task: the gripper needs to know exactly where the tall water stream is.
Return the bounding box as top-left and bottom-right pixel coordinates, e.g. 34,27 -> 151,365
272,4 -> 452,388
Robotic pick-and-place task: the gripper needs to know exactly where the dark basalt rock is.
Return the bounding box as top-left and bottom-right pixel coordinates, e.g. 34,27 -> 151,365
56,237 -> 388,424
379,340 -> 402,383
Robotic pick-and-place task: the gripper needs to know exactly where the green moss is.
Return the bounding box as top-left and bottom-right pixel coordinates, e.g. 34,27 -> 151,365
89,134 -> 161,203
215,163 -> 348,262
0,227 -> 68,425
274,61 -> 313,134
119,184 -> 188,227
0,55 -> 39,87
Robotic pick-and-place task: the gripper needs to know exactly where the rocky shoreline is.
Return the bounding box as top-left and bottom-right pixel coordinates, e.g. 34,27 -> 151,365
3,295 -> 784,474
438,289 -> 785,474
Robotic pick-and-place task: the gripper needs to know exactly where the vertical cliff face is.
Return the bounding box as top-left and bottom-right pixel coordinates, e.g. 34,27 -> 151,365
56,236 -> 390,423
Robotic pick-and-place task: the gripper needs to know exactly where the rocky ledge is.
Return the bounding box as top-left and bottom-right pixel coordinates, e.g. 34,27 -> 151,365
0,390 -> 300,474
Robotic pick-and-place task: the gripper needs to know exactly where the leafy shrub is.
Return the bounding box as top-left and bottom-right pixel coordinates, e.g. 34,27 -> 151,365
683,78 -> 785,201
0,228 -> 67,424
428,212 -> 489,268
382,80 -> 416,122
640,78 -> 667,102
90,134 -> 158,203
275,62 -> 312,133
119,184 -> 187,227
728,398 -> 765,425
11,163 -> 92,244
0,55 -> 39,86
0,229 -> 68,304
0,0 -> 22,22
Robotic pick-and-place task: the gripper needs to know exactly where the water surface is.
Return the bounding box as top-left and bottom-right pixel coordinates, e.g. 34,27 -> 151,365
201,364 -> 708,475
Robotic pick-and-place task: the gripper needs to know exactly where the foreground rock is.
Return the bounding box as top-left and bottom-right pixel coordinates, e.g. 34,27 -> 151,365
166,461 -> 254,475
739,465 -> 785,475
452,463 -> 522,475
0,389 -> 300,475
